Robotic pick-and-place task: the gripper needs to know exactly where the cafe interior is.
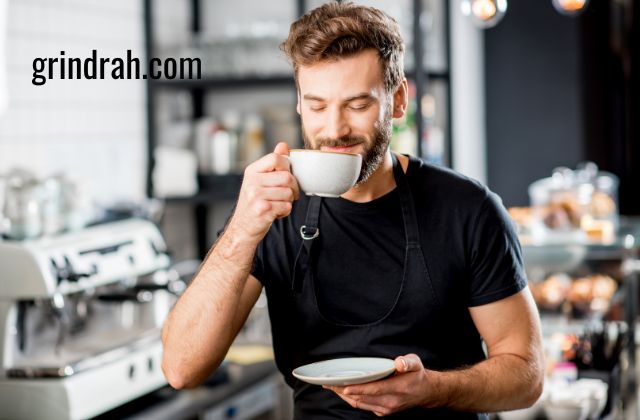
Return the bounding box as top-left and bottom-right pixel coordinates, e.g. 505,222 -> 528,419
0,0 -> 638,419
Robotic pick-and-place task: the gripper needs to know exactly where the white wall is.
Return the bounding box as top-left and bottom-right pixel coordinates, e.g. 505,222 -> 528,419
0,0 -> 146,205
450,2 -> 487,185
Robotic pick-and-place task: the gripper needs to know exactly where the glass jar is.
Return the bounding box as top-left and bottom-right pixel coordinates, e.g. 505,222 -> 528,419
528,162 -> 618,243
3,171 -> 43,240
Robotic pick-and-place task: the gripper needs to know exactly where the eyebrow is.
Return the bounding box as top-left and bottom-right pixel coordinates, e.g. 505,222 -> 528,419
302,93 -> 375,102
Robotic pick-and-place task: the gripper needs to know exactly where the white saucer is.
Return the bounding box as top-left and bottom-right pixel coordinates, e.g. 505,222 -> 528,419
292,357 -> 396,386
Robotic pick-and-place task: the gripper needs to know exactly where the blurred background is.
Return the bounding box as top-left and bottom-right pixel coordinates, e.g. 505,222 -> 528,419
0,1 -> 639,419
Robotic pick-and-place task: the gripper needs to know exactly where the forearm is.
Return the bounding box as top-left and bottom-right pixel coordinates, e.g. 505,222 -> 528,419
161,222 -> 258,388
162,145 -> 297,389
425,353 -> 543,412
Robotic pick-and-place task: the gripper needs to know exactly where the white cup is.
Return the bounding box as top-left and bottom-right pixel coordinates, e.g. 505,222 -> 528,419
288,149 -> 362,197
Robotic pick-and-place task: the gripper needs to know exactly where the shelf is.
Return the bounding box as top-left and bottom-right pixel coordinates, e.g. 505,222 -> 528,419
406,69 -> 451,81
163,173 -> 243,204
151,75 -> 295,90
150,69 -> 449,91
521,220 -> 640,271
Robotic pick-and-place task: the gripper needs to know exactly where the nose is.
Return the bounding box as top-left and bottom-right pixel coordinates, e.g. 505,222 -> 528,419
322,107 -> 351,140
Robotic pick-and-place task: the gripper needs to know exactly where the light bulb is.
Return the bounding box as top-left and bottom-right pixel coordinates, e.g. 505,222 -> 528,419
552,0 -> 589,16
461,0 -> 507,29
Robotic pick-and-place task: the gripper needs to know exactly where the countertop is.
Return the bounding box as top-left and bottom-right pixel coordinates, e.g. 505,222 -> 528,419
92,360 -> 280,420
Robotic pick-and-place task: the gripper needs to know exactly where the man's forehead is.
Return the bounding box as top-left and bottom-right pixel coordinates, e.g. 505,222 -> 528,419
297,50 -> 385,99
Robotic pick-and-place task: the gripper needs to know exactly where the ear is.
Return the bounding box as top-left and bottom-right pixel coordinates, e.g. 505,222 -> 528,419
392,78 -> 409,119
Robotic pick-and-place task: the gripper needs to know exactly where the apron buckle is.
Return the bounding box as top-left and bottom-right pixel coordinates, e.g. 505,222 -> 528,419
300,225 -> 320,240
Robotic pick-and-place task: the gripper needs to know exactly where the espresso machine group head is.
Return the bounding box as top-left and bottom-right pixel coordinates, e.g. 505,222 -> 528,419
0,218 -> 173,420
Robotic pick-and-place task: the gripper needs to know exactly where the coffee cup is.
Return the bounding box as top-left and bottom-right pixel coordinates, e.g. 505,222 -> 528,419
287,149 -> 362,197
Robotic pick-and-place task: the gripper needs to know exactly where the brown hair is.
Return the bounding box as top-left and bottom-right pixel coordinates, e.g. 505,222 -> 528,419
281,2 -> 405,93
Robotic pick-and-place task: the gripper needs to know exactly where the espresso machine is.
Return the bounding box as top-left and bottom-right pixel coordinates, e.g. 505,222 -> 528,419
0,218 -> 176,420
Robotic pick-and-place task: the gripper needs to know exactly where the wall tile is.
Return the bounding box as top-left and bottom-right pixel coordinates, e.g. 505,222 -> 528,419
0,0 -> 146,204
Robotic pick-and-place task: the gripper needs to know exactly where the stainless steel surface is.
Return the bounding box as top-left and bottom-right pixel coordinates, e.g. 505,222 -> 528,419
7,328 -> 160,378
117,361 -> 284,420
0,219 -> 176,420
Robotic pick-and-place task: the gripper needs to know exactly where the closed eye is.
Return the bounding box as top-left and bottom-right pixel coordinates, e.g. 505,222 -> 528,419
349,103 -> 370,111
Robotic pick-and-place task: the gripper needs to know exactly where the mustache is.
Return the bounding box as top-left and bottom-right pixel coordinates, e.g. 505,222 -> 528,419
314,135 -> 367,148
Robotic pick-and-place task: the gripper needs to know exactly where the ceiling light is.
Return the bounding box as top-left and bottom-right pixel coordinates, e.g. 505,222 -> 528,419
461,0 -> 508,29
552,0 -> 590,16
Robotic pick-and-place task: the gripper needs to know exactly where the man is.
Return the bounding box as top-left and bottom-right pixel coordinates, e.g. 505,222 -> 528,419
162,3 -> 544,419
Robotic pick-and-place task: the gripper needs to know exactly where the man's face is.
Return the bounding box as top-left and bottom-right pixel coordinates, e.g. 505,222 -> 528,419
296,49 -> 393,184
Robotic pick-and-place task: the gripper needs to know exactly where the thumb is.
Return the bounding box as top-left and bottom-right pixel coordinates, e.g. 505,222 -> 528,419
395,354 -> 422,373
274,142 -> 290,156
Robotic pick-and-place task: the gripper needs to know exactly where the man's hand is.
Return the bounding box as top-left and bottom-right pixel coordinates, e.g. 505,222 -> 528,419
229,142 -> 300,243
325,290 -> 544,415
325,354 -> 434,417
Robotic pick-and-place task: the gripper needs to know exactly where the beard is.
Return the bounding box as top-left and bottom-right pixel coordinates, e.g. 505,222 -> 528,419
301,109 -> 393,184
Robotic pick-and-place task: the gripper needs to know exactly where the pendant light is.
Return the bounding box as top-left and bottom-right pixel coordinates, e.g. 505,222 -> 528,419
551,0 -> 590,16
460,0 -> 508,29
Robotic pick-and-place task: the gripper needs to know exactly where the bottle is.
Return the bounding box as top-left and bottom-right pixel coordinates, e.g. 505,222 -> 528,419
221,111 -> 240,173
194,117 -> 217,173
211,127 -> 232,175
241,114 -> 266,167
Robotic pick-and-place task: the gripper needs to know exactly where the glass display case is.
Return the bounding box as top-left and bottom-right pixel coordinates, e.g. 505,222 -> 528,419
517,218 -> 640,419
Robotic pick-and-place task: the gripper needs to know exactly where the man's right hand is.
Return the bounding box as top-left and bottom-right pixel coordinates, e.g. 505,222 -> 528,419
229,142 -> 300,243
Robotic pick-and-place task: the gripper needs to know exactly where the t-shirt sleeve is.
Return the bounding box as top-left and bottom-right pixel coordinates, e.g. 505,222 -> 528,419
251,239 -> 267,285
467,191 -> 528,307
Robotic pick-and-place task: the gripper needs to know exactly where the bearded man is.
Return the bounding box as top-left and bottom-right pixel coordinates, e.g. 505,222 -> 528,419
161,3 -> 544,419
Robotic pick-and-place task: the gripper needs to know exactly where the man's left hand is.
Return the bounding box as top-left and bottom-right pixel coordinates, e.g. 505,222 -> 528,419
324,354 -> 431,417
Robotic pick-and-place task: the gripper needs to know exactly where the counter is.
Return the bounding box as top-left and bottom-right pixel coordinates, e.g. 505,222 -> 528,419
91,360 -> 281,420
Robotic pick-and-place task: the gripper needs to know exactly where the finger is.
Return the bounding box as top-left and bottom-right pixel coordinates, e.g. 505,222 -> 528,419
343,382 -> 382,397
274,142 -> 290,156
248,153 -> 291,173
345,371 -> 413,397
258,187 -> 296,203
334,392 -> 357,406
258,172 -> 300,199
348,397 -> 390,416
327,389 -> 358,408
395,354 -> 423,373
270,201 -> 294,219
331,390 -> 392,416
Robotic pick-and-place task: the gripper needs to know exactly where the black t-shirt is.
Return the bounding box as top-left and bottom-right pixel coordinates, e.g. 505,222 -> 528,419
226,155 -> 527,418
313,188 -> 405,325
252,156 -> 526,307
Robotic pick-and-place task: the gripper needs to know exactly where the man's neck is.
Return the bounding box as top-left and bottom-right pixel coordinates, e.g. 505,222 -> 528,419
341,150 -> 408,203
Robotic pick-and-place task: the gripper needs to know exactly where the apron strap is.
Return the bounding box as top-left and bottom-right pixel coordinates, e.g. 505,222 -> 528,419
391,153 -> 420,246
292,195 -> 322,292
291,153 -> 420,291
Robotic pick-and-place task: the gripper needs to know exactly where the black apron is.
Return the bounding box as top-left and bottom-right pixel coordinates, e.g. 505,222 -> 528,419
286,154 -> 487,419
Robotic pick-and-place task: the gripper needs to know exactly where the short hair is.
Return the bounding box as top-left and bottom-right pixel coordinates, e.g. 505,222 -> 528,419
281,2 -> 405,93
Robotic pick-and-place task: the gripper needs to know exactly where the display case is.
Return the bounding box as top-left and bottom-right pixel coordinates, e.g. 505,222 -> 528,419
512,219 -> 640,419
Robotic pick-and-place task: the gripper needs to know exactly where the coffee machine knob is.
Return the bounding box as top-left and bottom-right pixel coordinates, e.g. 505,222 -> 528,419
50,258 -> 63,285
60,255 -> 92,282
